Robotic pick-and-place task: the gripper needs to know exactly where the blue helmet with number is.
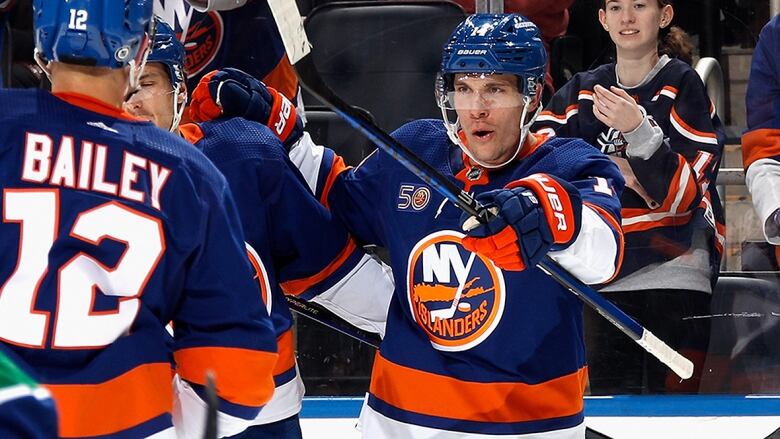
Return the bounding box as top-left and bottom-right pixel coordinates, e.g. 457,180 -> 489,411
437,13 -> 546,101
147,17 -> 186,90
33,0 -> 154,69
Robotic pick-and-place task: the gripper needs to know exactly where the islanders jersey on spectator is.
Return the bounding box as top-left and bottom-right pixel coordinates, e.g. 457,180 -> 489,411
0,349 -> 57,438
743,14 -> 780,244
289,119 -> 624,437
154,0 -> 299,101
181,117 -> 392,426
0,89 -> 277,438
534,57 -> 725,285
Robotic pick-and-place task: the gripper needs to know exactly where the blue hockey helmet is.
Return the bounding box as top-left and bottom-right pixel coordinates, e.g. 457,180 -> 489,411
33,0 -> 154,69
437,13 -> 547,100
436,14 -> 548,169
147,17 -> 186,91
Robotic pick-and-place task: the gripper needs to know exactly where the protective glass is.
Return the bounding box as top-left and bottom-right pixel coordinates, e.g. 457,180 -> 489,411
437,73 -> 525,110
125,86 -> 176,104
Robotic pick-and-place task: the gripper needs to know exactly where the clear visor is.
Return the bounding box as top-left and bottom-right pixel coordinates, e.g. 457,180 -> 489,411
125,86 -> 176,104
437,73 -> 526,110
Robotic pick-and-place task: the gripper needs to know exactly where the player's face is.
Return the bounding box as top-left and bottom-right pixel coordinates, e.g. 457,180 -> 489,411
123,63 -> 176,130
453,73 -> 526,166
599,0 -> 672,56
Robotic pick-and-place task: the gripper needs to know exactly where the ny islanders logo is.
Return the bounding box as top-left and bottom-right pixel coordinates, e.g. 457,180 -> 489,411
154,0 -> 224,78
406,231 -> 505,351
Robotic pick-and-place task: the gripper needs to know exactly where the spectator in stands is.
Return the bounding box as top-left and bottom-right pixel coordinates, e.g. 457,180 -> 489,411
742,14 -> 780,248
450,0 -> 574,98
533,0 -> 725,395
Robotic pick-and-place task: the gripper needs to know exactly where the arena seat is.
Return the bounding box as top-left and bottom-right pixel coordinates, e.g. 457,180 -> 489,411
304,106 -> 376,166
303,1 -> 466,132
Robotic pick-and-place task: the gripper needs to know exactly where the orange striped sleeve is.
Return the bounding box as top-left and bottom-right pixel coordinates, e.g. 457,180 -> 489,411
273,329 -> 296,376
320,155 -> 350,207
175,347 -> 277,407
370,353 -> 587,423
45,363 -> 173,438
262,56 -> 299,102
622,155 -> 698,219
742,128 -> 780,168
280,238 -> 358,296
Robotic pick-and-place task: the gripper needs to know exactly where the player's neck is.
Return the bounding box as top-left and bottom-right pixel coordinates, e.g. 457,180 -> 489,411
615,50 -> 660,88
49,62 -> 128,109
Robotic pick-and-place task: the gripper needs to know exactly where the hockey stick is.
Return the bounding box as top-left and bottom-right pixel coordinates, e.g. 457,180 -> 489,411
286,296 -> 381,349
267,0 -> 693,380
202,371 -> 217,439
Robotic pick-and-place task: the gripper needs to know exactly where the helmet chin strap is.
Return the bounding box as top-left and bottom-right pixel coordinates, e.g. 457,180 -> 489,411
442,96 -> 542,170
169,83 -> 187,132
33,50 -> 52,80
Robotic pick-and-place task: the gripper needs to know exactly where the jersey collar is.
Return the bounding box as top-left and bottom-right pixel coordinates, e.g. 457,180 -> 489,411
52,92 -> 141,121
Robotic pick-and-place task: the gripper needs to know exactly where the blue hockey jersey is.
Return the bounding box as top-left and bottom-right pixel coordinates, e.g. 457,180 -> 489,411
743,14 -> 780,244
181,118 -> 392,425
0,351 -> 57,439
534,57 -> 725,291
154,0 -> 299,100
290,120 -> 624,437
0,90 -> 278,437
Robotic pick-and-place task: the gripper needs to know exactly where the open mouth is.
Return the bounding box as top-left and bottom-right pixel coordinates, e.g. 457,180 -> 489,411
619,29 -> 639,35
472,130 -> 494,141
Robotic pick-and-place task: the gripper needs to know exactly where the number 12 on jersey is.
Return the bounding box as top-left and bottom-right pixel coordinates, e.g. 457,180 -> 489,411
0,189 -> 164,349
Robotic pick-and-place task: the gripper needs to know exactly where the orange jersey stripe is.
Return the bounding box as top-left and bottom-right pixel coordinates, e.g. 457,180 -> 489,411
622,156 -> 698,219
274,329 -> 296,376
370,353 -> 587,423
281,238 -> 358,296
320,155 -> 350,208
175,347 -> 277,407
539,104 -> 578,121
180,123 -> 205,144
262,56 -> 299,102
622,211 -> 694,233
46,362 -> 173,438
671,106 -> 717,140
742,128 -> 780,168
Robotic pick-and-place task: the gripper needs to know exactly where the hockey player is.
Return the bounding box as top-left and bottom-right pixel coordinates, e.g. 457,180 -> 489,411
0,351 -> 57,438
153,0 -> 298,102
124,18 -> 393,439
0,1 -> 279,437
191,14 -> 625,438
533,0 -> 724,393
743,14 -> 780,246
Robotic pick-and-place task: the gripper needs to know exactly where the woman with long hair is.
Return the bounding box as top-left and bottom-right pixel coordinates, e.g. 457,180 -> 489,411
533,0 -> 725,394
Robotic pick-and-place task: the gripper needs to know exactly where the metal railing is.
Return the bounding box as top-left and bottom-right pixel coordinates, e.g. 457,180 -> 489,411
695,57 -> 726,121
475,0 -> 503,13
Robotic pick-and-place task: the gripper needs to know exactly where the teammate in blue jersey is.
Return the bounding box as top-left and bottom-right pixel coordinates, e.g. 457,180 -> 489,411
0,351 -> 57,438
124,18 -> 393,439
533,0 -> 724,394
0,2 -> 279,437
191,14 -> 625,438
153,0 -> 299,102
743,14 -> 780,245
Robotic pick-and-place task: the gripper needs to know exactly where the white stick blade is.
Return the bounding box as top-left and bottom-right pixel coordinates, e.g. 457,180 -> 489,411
267,0 -> 311,63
